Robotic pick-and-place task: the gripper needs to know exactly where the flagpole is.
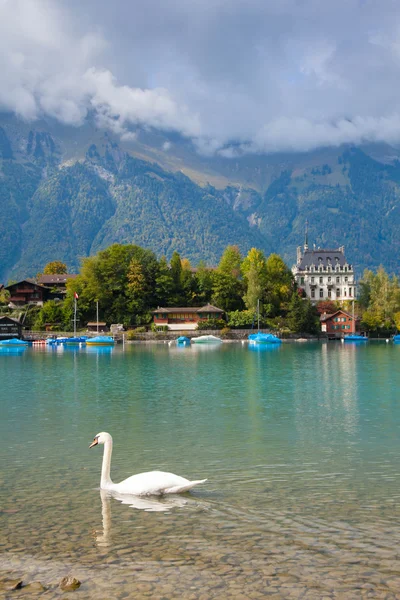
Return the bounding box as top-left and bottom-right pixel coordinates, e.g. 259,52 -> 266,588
74,296 -> 77,336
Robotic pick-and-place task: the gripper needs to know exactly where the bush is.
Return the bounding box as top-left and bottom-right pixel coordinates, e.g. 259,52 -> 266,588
227,309 -> 256,328
197,318 -> 226,330
126,327 -> 146,340
150,323 -> 168,332
220,326 -> 231,337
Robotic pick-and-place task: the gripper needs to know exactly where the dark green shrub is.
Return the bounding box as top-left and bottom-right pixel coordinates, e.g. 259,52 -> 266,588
197,318 -> 226,330
227,310 -> 256,328
150,323 -> 168,332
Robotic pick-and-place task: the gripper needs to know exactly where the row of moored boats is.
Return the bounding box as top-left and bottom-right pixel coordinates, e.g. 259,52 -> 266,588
2,333 -> 400,348
0,335 -> 115,347
169,332 -> 282,346
170,332 -> 400,346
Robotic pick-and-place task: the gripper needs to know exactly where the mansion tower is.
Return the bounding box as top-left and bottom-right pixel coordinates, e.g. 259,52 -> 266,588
292,238 -> 357,302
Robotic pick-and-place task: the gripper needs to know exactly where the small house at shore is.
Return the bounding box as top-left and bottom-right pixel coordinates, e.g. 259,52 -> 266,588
152,304 -> 224,330
0,316 -> 22,340
320,310 -> 357,337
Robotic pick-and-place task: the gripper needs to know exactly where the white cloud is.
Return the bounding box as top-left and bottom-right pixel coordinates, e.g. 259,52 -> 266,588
2,0 -> 400,154
84,68 -> 200,138
0,0 -> 199,138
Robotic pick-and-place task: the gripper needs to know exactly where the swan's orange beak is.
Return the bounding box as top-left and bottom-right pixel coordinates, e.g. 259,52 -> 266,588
89,437 -> 98,448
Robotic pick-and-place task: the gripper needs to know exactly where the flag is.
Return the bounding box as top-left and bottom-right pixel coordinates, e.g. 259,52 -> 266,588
74,292 -> 79,299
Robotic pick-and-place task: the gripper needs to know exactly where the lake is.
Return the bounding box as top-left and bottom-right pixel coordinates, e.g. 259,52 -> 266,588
1,341 -> 400,598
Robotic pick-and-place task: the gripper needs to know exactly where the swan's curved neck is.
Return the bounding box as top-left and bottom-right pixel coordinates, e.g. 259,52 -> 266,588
101,437 -> 114,489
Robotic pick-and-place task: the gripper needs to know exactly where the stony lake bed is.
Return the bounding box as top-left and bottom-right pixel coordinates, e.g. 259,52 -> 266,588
1,341 -> 400,598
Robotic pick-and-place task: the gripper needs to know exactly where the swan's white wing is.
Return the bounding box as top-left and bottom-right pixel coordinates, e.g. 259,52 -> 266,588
113,470 -> 206,496
164,479 -> 207,494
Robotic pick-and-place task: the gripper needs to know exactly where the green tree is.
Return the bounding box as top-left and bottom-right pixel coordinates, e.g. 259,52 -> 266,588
241,248 -> 267,312
264,253 -> 294,315
361,310 -> 383,332
358,266 -> 400,330
33,300 -> 65,330
193,261 -> 213,305
180,258 -> 195,305
66,243 -> 158,327
287,292 -> 319,334
218,245 -> 242,278
211,271 -> 244,312
0,287 -> 10,305
169,251 -> 183,305
357,270 -> 372,309
170,251 -> 182,285
127,258 -> 147,315
155,256 -> 174,306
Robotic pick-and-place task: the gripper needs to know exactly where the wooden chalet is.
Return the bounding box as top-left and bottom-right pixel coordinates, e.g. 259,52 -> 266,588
0,316 -> 22,340
152,304 -> 225,330
320,310 -> 357,338
5,280 -> 51,307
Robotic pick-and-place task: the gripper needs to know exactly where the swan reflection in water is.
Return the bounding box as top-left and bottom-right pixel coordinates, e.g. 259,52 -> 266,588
95,489 -> 190,547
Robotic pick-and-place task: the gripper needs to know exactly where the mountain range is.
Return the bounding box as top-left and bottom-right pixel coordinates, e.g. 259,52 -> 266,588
1,112 -> 400,283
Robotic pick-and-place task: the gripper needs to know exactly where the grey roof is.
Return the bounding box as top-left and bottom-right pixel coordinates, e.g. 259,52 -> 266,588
297,249 -> 348,270
38,274 -> 77,285
153,304 -> 224,314
197,304 -> 224,313
320,310 -> 359,322
154,307 -> 198,314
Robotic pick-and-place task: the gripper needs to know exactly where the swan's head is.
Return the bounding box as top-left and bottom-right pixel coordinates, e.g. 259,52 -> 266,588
89,432 -> 111,448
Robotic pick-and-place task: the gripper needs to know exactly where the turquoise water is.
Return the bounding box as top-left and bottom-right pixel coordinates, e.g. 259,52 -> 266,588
1,341 -> 400,598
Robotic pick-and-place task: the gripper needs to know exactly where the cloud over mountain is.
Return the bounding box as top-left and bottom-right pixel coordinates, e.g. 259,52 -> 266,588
2,0 -> 400,154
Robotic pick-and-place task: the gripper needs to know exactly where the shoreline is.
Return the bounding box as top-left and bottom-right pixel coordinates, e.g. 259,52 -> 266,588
16,330 -> 395,344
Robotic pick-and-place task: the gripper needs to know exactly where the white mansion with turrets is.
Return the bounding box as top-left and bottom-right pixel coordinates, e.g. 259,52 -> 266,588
292,236 -> 357,302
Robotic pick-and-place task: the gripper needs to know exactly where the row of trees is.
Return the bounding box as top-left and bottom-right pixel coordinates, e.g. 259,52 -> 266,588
358,267 -> 400,332
16,243 -> 320,333
5,247 -> 400,335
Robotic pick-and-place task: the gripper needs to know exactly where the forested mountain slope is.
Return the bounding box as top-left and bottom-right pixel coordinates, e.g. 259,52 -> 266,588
1,113 -> 400,281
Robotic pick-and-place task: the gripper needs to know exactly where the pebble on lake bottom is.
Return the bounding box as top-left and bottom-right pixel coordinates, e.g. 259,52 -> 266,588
59,576 -> 81,591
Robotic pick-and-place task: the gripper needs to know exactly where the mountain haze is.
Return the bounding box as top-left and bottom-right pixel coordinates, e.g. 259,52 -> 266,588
1,113 -> 400,282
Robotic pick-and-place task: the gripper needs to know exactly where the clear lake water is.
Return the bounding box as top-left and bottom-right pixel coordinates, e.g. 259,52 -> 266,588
1,341 -> 400,598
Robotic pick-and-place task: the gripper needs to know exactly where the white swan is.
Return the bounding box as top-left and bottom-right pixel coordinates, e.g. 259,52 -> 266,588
89,432 -> 207,496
